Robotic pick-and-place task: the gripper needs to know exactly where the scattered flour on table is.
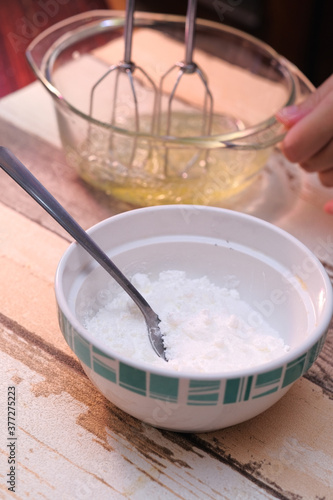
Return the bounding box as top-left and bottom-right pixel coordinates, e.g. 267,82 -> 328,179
83,270 -> 289,373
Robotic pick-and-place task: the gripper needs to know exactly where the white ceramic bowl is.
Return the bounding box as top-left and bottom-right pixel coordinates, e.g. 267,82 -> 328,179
55,206 -> 332,432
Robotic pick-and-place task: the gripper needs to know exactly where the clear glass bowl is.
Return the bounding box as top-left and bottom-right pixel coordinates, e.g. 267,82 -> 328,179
27,10 -> 314,206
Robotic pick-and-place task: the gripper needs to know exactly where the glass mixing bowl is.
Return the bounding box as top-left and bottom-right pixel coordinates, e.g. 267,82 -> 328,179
26,10 -> 314,206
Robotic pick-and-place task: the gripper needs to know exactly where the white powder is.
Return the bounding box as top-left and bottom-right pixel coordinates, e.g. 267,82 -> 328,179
83,270 -> 289,373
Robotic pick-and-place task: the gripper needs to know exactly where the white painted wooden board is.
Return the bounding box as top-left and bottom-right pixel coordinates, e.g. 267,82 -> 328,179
0,83 -> 333,500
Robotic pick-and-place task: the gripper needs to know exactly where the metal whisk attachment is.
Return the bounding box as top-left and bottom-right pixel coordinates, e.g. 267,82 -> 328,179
88,0 -> 157,164
158,0 -> 213,137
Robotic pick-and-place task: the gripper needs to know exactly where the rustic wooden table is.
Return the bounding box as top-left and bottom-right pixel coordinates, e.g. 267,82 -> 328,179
0,82 -> 333,499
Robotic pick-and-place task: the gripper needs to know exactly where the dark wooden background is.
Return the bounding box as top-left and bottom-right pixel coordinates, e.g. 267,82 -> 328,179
137,0 -> 332,88
0,0 -> 332,99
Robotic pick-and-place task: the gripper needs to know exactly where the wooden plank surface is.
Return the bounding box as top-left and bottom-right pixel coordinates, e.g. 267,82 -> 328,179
0,117 -> 131,241
1,200 -> 333,499
0,204 -> 277,500
1,100 -> 333,499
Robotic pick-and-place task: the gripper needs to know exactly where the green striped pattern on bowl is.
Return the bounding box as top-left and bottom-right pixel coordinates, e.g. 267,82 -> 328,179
58,308 -> 326,406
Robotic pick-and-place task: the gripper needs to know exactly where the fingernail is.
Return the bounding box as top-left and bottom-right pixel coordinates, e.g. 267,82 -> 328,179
276,104 -> 310,128
324,200 -> 333,215
277,105 -> 300,119
276,105 -> 302,126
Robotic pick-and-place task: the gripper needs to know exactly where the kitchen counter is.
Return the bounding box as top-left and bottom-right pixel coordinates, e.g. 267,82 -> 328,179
0,82 -> 333,499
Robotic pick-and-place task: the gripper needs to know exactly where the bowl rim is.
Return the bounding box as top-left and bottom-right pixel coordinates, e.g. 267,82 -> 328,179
55,205 -> 333,380
26,9 -> 305,148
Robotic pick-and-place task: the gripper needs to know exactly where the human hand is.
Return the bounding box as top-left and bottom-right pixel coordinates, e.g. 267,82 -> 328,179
276,74 -> 333,214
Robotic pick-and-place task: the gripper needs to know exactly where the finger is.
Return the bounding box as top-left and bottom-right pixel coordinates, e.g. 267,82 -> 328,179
316,73 -> 333,99
324,199 -> 333,215
318,167 -> 333,187
299,138 -> 333,172
276,104 -> 312,128
276,74 -> 333,128
281,91 -> 333,164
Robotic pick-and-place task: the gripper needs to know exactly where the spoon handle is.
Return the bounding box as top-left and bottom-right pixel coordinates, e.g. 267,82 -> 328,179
0,146 -> 160,330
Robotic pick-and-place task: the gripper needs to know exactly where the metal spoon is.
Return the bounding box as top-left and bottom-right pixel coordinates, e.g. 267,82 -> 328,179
0,147 -> 166,360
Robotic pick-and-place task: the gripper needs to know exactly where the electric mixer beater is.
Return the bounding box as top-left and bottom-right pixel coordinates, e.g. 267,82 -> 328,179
158,0 -> 214,137
88,0 -> 158,165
